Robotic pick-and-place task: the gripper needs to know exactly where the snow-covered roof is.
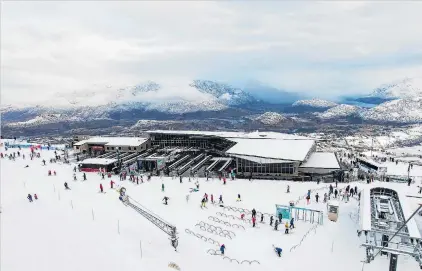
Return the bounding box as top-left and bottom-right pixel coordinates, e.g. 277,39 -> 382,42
147,130 -> 311,140
299,152 -> 340,169
231,154 -> 292,164
81,158 -> 117,165
225,138 -> 315,161
356,157 -> 384,168
74,137 -> 147,147
398,191 -> 421,239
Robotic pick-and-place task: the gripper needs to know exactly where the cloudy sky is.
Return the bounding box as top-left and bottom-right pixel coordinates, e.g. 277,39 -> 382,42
1,1 -> 422,106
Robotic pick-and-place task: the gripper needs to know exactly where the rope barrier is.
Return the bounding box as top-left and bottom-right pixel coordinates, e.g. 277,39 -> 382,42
289,224 -> 320,252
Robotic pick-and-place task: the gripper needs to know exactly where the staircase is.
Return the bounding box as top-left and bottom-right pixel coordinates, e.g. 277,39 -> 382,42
124,196 -> 179,250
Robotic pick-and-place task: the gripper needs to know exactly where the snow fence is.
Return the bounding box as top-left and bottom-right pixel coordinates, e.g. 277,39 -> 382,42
195,221 -> 235,239
206,249 -> 260,265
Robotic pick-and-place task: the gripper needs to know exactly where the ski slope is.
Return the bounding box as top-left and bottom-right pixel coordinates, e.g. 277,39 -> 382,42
1,146 -> 420,271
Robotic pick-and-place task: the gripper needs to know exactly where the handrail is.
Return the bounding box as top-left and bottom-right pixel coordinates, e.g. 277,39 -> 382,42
218,159 -> 232,172
192,155 -> 212,172
207,159 -> 220,171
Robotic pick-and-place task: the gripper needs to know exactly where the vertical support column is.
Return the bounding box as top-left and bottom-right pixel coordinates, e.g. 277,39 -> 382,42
389,253 -> 398,271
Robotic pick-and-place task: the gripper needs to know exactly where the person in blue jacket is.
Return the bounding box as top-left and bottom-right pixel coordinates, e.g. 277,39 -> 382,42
273,245 -> 282,257
220,244 -> 226,255
290,217 -> 295,229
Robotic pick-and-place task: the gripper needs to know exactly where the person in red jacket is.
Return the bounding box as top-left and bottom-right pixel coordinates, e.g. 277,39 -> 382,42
252,216 -> 256,227
34,194 -> 38,200
100,183 -> 104,193
110,180 -> 114,189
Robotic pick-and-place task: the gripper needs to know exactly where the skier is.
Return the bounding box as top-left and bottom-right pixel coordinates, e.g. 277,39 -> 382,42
48,170 -> 52,176
42,159 -> 46,166
162,183 -> 165,192
102,173 -> 105,180
201,197 -> 206,208
323,193 -> 328,203
53,170 -> 56,176
163,196 -> 169,205
334,189 -> 338,198
236,194 -> 241,202
315,193 -> 319,203
252,216 -> 256,227
27,194 -> 33,202
252,208 -> 257,218
278,213 -> 282,223
210,194 -> 214,204
219,195 -> 224,204
180,176 -> 183,184
273,245 -> 283,257
285,221 -> 289,234
204,193 -> 208,202
241,213 -> 245,220
83,173 -> 87,181
260,213 -> 264,223
64,182 -> 70,190
136,177 -> 139,185
270,216 -> 274,226
286,185 -> 290,193
73,166 -> 76,172
186,194 -> 190,203
73,173 -> 77,181
34,194 -> 38,200
100,183 -> 104,193
223,177 -> 226,185
274,219 -> 279,231
220,244 -> 226,255
290,217 -> 295,229
110,180 -> 115,189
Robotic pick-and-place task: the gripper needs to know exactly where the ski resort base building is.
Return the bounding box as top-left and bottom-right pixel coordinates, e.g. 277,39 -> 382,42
146,130 -> 340,179
73,137 -> 150,156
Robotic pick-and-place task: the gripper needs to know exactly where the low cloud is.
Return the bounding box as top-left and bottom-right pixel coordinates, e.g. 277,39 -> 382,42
1,1 -> 422,106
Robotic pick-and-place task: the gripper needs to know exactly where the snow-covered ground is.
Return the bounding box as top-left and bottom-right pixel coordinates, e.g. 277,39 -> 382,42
1,145 -> 421,271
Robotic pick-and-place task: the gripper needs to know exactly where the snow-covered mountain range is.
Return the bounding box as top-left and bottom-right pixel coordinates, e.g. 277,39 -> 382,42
361,98 -> 422,123
318,104 -> 361,119
2,77 -> 422,130
370,77 -> 422,100
293,99 -> 338,108
253,112 -> 286,125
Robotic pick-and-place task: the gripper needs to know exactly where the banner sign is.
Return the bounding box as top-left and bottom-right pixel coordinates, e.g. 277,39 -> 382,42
275,204 -> 291,220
